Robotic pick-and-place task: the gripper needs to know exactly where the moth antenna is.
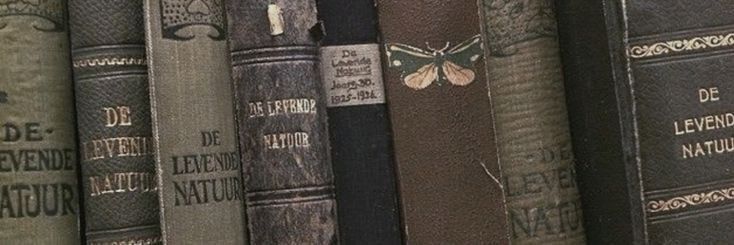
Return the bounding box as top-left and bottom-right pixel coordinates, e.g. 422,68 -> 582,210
439,42 -> 450,52
425,42 -> 435,52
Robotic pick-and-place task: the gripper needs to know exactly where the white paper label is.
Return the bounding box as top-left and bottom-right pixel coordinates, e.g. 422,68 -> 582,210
320,44 -> 386,107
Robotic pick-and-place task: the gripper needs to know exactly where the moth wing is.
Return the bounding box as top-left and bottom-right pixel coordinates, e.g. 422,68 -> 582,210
442,60 -> 475,86
404,63 -> 439,90
385,43 -> 436,84
447,34 -> 484,67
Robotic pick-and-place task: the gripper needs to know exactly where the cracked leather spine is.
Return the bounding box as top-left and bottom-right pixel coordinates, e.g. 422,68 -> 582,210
0,0 -> 81,243
316,0 -> 402,244
226,0 -> 339,244
375,0 -> 510,243
559,0 -> 734,243
143,0 -> 247,244
479,0 -> 586,244
69,1 -> 161,244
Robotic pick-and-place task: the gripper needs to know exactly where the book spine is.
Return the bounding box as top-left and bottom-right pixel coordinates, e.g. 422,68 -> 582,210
68,1 -> 161,244
556,1 -> 641,243
143,0 -> 247,244
479,0 -> 585,243
316,0 -> 402,243
0,0 -> 81,243
560,0 -> 734,243
226,1 -> 339,244
375,0 -> 510,243
618,1 -> 734,243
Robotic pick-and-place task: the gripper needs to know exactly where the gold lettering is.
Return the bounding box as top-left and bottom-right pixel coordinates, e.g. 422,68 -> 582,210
81,137 -> 154,162
88,172 -> 158,197
681,137 -> 734,159
673,112 -> 734,135
103,106 -> 132,127
262,132 -> 311,150
250,98 -> 318,118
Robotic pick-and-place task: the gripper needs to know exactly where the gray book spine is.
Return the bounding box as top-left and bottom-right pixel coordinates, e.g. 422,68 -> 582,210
0,0 -> 81,243
143,0 -> 247,244
480,0 -> 585,244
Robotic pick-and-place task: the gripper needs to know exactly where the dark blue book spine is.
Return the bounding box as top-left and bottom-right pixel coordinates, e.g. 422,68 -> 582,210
317,0 -> 402,244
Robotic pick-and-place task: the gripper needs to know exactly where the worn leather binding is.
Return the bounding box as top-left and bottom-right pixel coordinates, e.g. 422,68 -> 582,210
376,0 -> 510,243
143,0 -> 247,244
479,0 -> 586,244
316,0 -> 402,243
227,0 -> 339,244
0,0 -> 81,243
558,0 -> 734,243
69,1 -> 161,244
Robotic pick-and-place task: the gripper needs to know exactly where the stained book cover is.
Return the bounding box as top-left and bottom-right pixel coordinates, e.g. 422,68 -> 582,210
376,0 -> 510,243
227,0 -> 339,244
69,1 -> 161,244
143,0 -> 247,244
317,0 -> 402,243
479,0 -> 585,243
558,0 -> 734,243
0,0 -> 81,243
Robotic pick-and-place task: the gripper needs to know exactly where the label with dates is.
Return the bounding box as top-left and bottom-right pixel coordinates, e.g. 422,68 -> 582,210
320,44 -> 386,107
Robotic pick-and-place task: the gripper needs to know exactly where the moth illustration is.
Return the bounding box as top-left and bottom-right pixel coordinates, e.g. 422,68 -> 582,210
385,34 -> 484,90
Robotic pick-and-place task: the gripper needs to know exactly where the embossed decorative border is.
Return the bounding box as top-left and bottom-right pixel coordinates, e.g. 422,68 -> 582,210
628,33 -> 734,59
647,187 -> 734,213
73,57 -> 146,68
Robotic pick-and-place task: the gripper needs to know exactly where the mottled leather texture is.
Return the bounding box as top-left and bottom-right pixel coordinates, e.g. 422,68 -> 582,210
69,1 -> 161,244
316,0 -> 402,244
227,0 -> 339,244
376,0 -> 510,243
480,0 -> 586,244
0,0 -> 81,243
144,0 -> 247,244
558,0 -> 734,243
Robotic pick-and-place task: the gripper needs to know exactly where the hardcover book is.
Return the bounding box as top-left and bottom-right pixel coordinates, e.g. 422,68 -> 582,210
376,0 -> 510,243
558,0 -> 734,243
0,0 -> 81,243
317,0 -> 402,243
479,0 -> 585,243
143,0 -> 247,243
227,0 -> 339,244
69,1 -> 161,244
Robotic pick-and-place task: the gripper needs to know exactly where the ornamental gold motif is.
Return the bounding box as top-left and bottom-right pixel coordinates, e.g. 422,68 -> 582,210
629,33 -> 734,58
647,187 -> 734,213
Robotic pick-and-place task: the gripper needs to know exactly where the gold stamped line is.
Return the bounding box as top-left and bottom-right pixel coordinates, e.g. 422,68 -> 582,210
647,187 -> 734,213
88,235 -> 162,245
628,33 -> 734,59
73,57 -> 146,68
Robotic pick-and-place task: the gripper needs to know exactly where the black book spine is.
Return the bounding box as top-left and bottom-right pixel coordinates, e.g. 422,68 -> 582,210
227,0 -> 339,244
69,1 -> 161,244
316,0 -> 402,243
556,1 -> 640,243
559,0 -> 734,243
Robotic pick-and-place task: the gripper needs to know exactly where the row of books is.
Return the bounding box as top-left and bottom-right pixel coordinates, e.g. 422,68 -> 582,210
1,0 -> 732,244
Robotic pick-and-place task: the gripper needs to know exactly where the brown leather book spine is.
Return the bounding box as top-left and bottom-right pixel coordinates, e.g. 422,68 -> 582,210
376,0 -> 510,243
479,0 -> 586,244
